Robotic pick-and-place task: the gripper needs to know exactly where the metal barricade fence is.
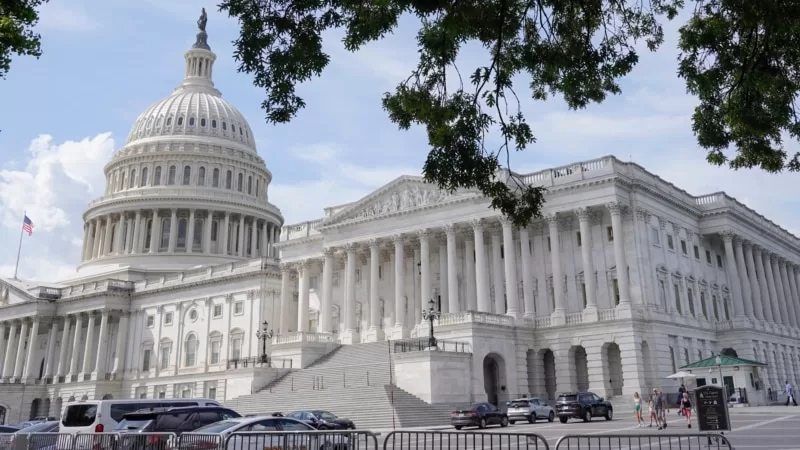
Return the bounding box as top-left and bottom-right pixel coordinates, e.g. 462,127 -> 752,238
382,431 -> 549,450
27,433 -> 75,450
554,433 -> 732,450
0,433 -> 14,450
73,433 -> 120,450
175,433 -> 224,450
225,431 -> 379,450
117,433 -> 177,450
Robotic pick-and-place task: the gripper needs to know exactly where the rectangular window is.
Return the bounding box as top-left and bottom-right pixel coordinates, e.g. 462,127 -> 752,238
146,315 -> 155,328
680,240 -> 687,255
142,349 -> 152,371
234,301 -> 244,315
706,250 -> 712,264
576,231 -> 582,247
500,245 -> 505,259
606,226 -> 614,242
139,392 -> 147,399
687,288 -> 695,317
667,235 -> 674,250
547,237 -> 551,252
213,304 -> 222,318
673,284 -> 682,314
716,254 -> 723,268
160,347 -> 171,369
700,292 -> 708,318
712,295 -> 719,320
164,312 -> 173,326
158,391 -> 166,399
208,387 -> 217,400
231,338 -> 242,360
694,245 -> 700,260
211,341 -> 221,364
612,279 -> 620,305
659,280 -> 666,308
581,282 -> 587,308
651,227 -> 660,246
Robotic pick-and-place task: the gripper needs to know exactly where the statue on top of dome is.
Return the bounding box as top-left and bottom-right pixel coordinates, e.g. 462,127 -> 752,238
198,8 -> 208,32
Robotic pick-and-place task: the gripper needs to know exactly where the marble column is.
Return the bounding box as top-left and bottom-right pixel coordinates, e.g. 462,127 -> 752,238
607,202 -> 630,305
763,252 -> 781,322
771,256 -> 791,326
113,214 -> 125,255
112,313 -> 129,375
13,319 -> 29,379
237,215 -> 246,257
1,323 -> 17,379
418,231 -> 432,315
0,322 -> 7,376
792,267 -> 800,326
472,220 -> 491,313
744,243 -> 764,321
68,314 -> 84,376
778,260 -> 798,328
43,321 -> 58,380
166,209 -> 177,252
463,238 -> 477,311
94,310 -> 110,378
103,215 -> 114,255
204,211 -> 213,254
93,219 -> 104,257
186,209 -> 196,253
150,210 -> 161,253
124,215 -> 135,254
444,225 -> 459,314
733,237 -> 754,318
297,260 -> 310,332
491,229 -> 505,314
261,221 -> 269,257
393,235 -> 407,328
500,218 -> 520,317
222,213 -> 230,255
82,224 -> 91,261
320,249 -> 334,333
519,226 -> 535,318
345,243 -> 358,333
82,313 -> 96,376
279,265 -> 292,334
23,319 -> 40,380
721,231 -> 745,317
547,214 -> 566,313
132,212 -> 143,253
753,247 -> 774,323
85,221 -> 96,260
576,208 -> 598,310
438,240 -> 448,313
56,316 -> 72,378
249,219 -> 257,257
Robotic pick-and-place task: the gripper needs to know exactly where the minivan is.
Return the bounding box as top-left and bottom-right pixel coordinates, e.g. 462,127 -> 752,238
59,398 -> 222,434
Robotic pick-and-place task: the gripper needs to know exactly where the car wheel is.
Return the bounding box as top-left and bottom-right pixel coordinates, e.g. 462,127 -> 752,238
527,414 -> 535,424
548,411 -> 555,423
500,416 -> 509,428
583,410 -> 592,422
559,417 -> 568,424
479,418 -> 487,429
454,426 -> 463,430
318,425 -> 329,430
605,409 -> 613,421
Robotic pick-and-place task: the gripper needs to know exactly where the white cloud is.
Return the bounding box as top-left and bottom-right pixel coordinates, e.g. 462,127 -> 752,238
38,2 -> 98,32
0,133 -> 114,281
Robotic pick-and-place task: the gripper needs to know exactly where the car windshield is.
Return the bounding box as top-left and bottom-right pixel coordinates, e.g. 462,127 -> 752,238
315,412 -> 338,421
189,421 -> 239,434
558,395 -> 578,402
16,422 -> 58,433
508,401 -> 530,408
115,418 -> 153,431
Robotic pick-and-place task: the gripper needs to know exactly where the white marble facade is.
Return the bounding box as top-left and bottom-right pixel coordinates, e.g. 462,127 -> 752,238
1,18 -> 800,426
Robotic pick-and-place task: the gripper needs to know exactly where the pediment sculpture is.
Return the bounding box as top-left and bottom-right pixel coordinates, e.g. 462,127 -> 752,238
351,185 -> 457,220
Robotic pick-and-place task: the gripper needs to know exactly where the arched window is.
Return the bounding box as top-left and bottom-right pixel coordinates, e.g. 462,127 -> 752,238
198,167 -> 206,186
166,117 -> 172,126
255,179 -> 259,197
177,117 -> 184,126
212,119 -> 217,129
161,218 -> 171,249
185,334 -> 198,367
140,167 -> 149,187
129,169 -> 136,189
144,219 -> 153,250
200,118 -> 206,127
168,166 -> 176,185
212,168 -> 219,187
182,166 -> 191,185
222,121 -> 227,131
177,219 -> 187,250
237,173 -> 243,192
153,167 -> 162,186
247,175 -> 252,195
119,172 -> 126,191
193,219 -> 203,250
225,171 -> 232,189
189,117 -> 195,127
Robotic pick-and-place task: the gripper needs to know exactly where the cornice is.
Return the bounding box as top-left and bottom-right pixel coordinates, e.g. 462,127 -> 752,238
130,267 -> 281,298
105,150 -> 271,178
274,234 -> 324,250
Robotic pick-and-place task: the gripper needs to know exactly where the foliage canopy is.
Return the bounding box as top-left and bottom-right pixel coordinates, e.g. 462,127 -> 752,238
0,0 -> 48,79
220,0 -> 800,227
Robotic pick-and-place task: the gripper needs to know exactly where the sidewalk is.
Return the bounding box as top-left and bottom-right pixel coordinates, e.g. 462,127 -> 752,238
729,405 -> 800,414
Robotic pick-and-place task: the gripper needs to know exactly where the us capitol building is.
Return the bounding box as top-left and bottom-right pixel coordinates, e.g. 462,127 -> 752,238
0,15 -> 799,425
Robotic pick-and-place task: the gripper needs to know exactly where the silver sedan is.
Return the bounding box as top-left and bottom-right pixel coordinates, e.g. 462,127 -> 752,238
506,397 -> 555,424
181,416 -> 349,450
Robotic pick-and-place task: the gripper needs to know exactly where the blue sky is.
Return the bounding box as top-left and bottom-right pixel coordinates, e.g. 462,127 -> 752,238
1,1 -> 799,281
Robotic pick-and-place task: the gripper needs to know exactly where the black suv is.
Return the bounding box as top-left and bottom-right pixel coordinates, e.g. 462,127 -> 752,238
555,392 -> 613,423
115,406 -> 240,446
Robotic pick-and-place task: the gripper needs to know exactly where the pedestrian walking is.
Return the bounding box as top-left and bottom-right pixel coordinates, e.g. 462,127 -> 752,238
786,381 -> 798,406
653,389 -> 665,430
680,392 -> 693,428
633,392 -> 643,427
648,395 -> 657,427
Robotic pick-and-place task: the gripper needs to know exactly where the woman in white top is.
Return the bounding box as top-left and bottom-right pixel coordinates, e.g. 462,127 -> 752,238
633,392 -> 643,427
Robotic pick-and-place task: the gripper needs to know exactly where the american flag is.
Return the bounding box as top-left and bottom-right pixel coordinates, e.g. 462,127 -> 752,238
22,215 -> 34,236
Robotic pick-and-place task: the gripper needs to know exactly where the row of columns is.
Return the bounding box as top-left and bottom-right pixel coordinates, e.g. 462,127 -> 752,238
82,210 -> 280,262
277,202 -> 631,338
0,311 -> 128,383
721,232 -> 800,329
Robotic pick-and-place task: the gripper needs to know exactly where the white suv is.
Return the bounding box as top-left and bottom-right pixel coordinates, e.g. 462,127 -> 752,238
506,397 -> 555,424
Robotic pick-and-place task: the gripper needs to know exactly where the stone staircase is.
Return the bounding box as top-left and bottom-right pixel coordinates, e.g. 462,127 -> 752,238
226,341 -> 457,429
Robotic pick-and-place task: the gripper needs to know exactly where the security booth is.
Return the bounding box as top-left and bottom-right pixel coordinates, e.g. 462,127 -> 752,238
680,354 -> 769,406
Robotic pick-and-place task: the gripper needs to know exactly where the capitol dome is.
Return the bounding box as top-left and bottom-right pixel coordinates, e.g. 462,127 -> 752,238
77,15 -> 284,273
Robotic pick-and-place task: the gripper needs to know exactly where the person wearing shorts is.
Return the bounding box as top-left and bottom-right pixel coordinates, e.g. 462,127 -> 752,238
648,396 -> 657,427
680,392 -> 692,428
653,389 -> 665,430
633,392 -> 643,427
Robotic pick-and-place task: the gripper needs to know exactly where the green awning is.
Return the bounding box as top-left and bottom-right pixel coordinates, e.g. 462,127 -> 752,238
679,354 -> 766,370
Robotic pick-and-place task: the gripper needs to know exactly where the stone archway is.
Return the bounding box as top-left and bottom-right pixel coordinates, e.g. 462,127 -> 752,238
483,353 -> 507,406
603,342 -> 624,397
570,346 -> 589,392
541,349 -> 556,400
29,399 -> 40,420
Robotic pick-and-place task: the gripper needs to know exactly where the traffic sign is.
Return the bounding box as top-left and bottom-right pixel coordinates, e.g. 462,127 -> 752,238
695,385 -> 731,432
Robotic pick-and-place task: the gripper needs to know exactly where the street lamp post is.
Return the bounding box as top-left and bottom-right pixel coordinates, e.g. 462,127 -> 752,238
421,298 -> 441,349
256,321 -> 274,365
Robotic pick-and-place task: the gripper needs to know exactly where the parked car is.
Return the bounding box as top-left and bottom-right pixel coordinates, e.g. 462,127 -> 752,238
183,416 -> 349,450
555,392 -> 613,423
0,426 -> 19,433
113,406 -> 240,450
506,397 -> 555,424
450,403 -> 509,430
60,398 -> 221,434
285,411 -> 355,430
8,422 -> 65,450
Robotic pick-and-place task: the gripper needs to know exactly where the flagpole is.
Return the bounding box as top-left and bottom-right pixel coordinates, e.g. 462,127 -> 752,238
13,210 -> 25,280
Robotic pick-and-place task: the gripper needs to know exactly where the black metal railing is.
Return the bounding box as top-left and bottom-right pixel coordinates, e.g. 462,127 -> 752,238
389,337 -> 471,354
226,356 -> 293,369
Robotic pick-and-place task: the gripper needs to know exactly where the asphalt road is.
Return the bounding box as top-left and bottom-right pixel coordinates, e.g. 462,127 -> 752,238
375,409 -> 800,450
